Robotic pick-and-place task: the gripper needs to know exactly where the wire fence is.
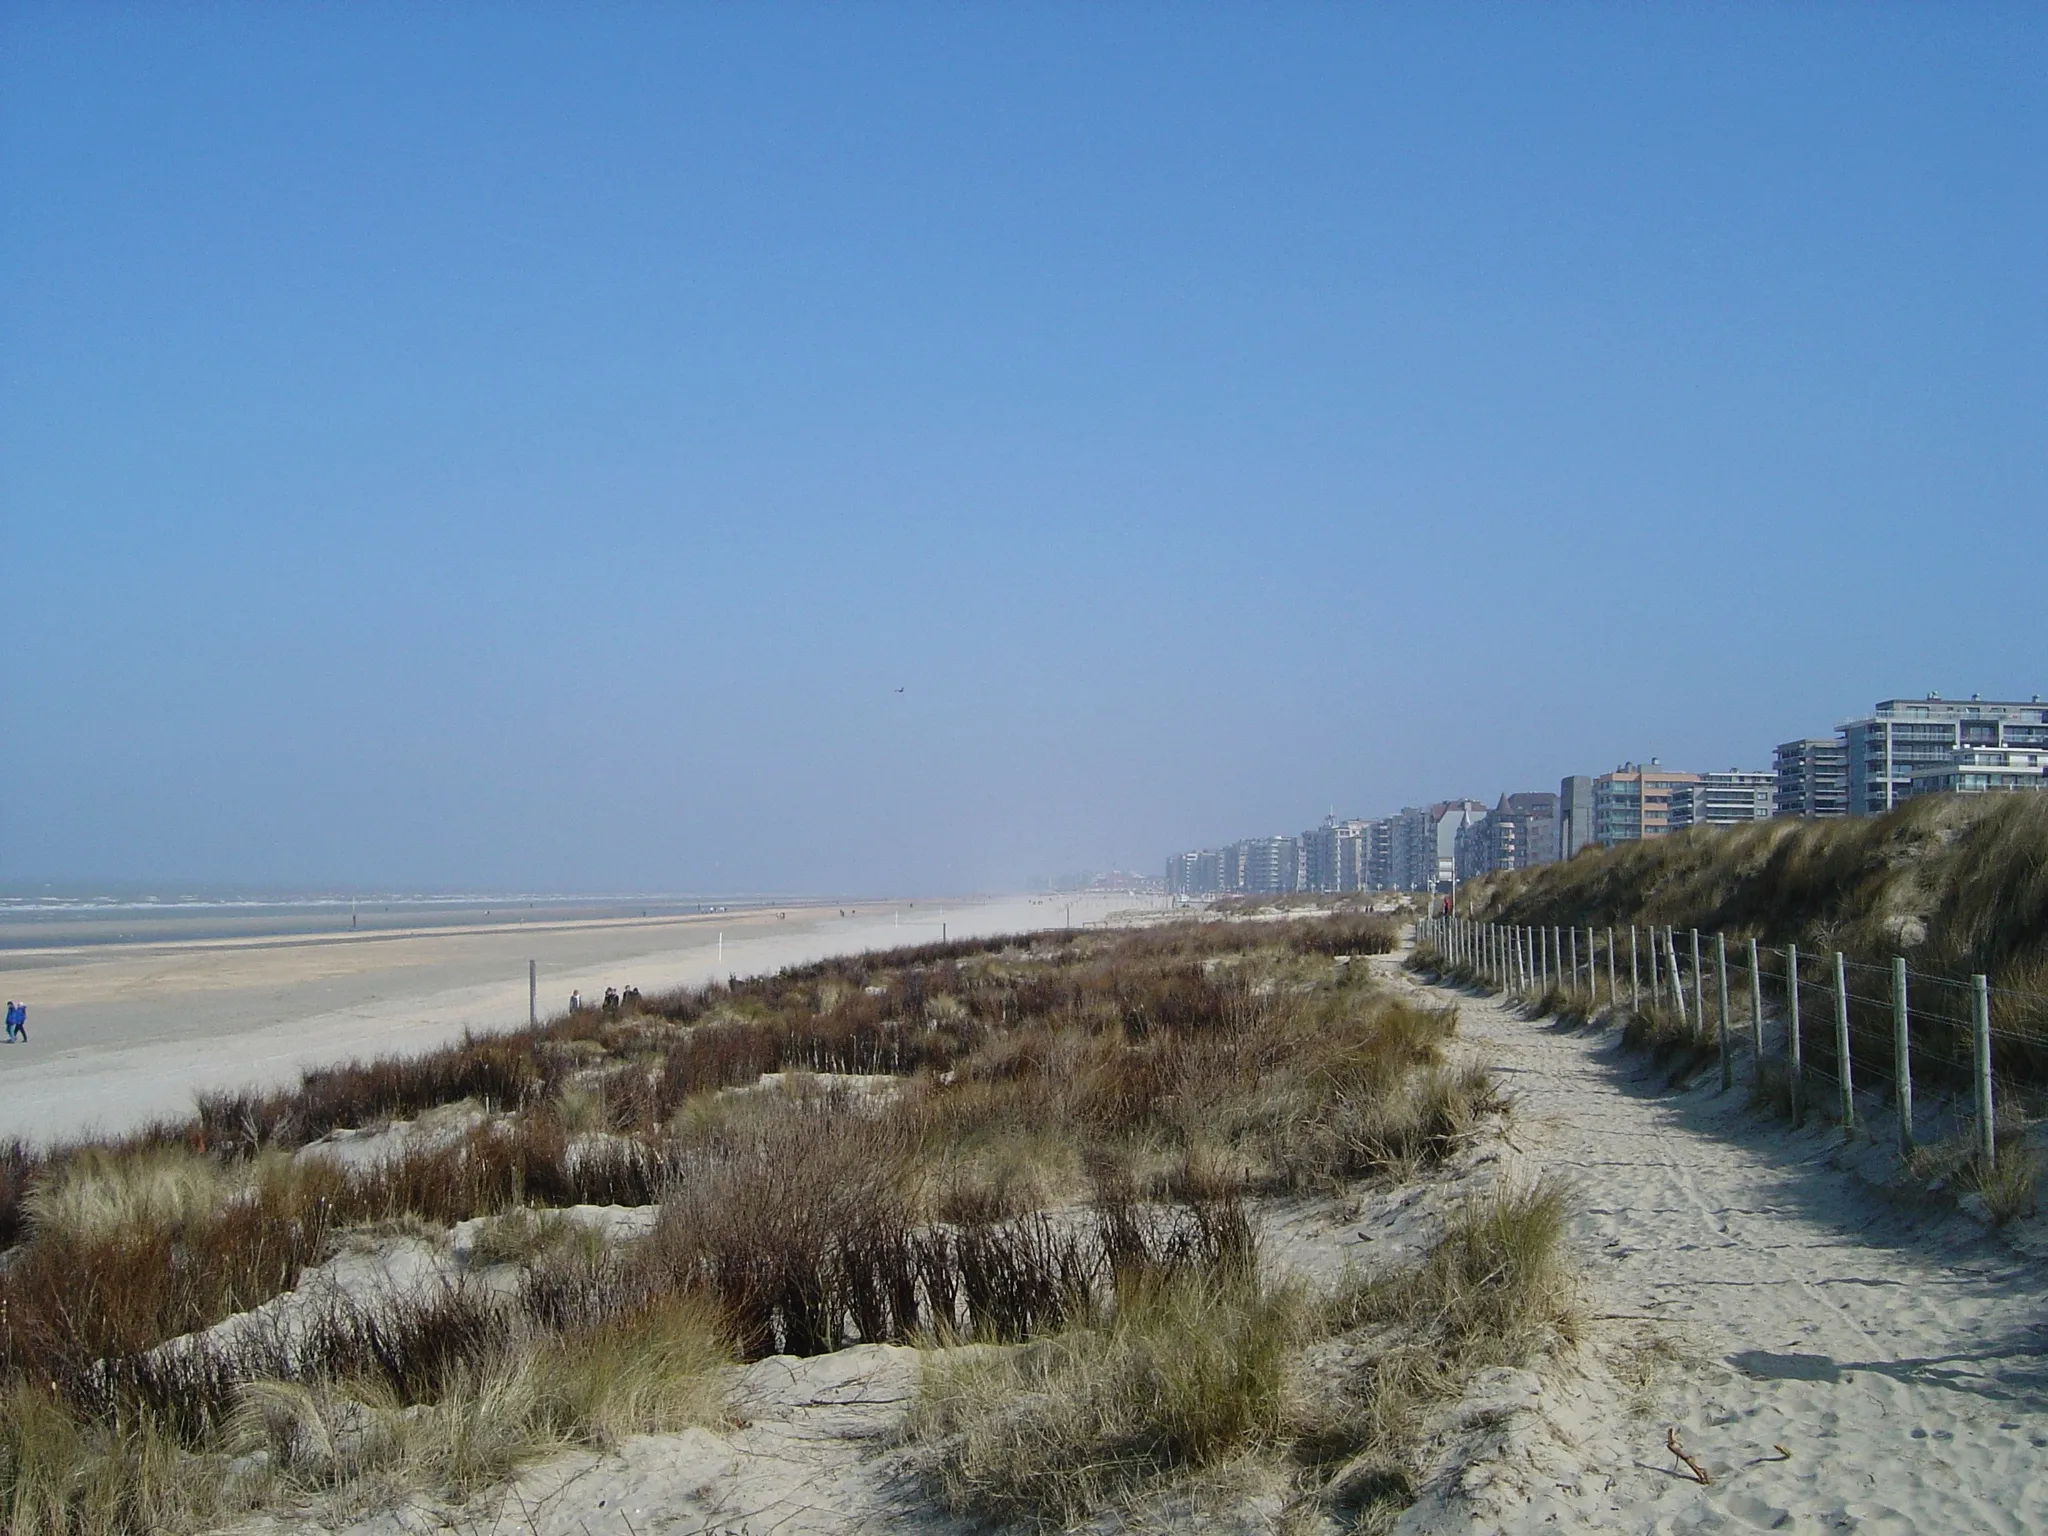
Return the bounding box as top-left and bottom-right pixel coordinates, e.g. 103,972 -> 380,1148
1413,915 -> 2037,1171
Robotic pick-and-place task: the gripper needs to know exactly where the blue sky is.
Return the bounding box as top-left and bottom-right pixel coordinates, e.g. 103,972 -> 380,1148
3,4 -> 2044,893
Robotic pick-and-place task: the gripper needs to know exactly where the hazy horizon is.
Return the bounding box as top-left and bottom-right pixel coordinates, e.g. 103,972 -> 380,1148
5,6 -> 2044,893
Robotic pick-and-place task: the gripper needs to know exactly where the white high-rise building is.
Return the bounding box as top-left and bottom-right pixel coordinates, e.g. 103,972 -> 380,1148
1669,771 -> 1774,829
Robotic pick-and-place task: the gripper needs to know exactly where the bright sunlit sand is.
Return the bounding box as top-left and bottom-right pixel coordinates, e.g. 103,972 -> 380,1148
0,892 -> 1139,1145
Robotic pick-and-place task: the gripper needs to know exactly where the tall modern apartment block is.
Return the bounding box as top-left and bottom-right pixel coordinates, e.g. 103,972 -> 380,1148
1558,775 -> 1595,858
1908,746 -> 2048,797
1237,835 -> 1302,896
1774,738 -> 1849,819
1168,835 -> 1302,897
1591,763 -> 1700,846
1457,791 -> 1561,877
1843,696 -> 2048,814
1301,817 -> 1374,893
1669,770 -> 1774,829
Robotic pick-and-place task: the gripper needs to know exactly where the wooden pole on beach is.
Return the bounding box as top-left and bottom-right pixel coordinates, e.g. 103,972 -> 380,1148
529,960 -> 537,1027
1691,930 -> 1707,1034
1666,929 -> 1689,1028
1973,975 -> 1995,1170
1717,934 -> 1731,1091
1748,938 -> 1764,1069
1630,926 -> 1640,1013
1892,957 -> 1913,1157
1786,943 -> 1804,1126
1833,951 -> 1856,1131
1607,928 -> 1618,1013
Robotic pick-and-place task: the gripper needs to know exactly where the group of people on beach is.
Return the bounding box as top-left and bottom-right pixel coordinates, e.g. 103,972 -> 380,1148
3,1001 -> 27,1043
565,986 -> 641,1018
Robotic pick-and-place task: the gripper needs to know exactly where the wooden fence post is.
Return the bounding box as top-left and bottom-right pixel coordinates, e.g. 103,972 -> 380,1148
1717,933 -> 1731,1091
1691,929 -> 1707,1033
1833,950 -> 1855,1131
1974,974 -> 1995,1171
1787,942 -> 1804,1127
1649,926 -> 1661,1007
1747,937 -> 1764,1066
1892,957 -> 1912,1158
1630,925 -> 1641,1012
1608,927 -> 1618,1012
1666,928 -> 1689,1028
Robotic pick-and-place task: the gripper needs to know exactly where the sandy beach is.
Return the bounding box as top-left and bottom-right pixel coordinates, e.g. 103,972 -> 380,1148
0,892 -> 1141,1146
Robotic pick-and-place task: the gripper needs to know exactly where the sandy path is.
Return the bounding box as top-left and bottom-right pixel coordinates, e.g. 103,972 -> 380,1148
1382,961 -> 2048,1535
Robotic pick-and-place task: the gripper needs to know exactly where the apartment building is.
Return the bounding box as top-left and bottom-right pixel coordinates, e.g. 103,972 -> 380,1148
1843,696 -> 2048,814
1168,835 -> 1302,897
1559,775 -> 1595,859
1907,747 -> 2048,798
1301,817 -> 1373,893
1591,762 -> 1700,846
1237,835 -> 1302,896
1774,738 -> 1849,819
1428,800 -> 1487,887
1669,770 -> 1774,829
1456,791 -> 1561,877
1383,807 -> 1432,892
1365,817 -> 1395,893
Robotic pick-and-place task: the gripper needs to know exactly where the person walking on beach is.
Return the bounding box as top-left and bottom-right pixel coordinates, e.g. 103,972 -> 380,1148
4,1002 -> 24,1043
3,1002 -> 13,1042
